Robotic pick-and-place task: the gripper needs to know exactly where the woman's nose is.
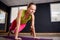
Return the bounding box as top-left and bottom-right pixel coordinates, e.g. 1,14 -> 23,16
32,10 -> 35,12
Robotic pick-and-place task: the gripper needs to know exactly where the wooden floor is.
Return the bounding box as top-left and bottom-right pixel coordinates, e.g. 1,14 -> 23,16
0,33 -> 60,40
0,33 -> 60,37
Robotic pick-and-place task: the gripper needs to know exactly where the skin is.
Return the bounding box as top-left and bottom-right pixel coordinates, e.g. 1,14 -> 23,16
15,4 -> 36,40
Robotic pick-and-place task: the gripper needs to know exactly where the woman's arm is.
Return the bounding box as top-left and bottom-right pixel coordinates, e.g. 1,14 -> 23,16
15,10 -> 23,39
31,14 -> 36,37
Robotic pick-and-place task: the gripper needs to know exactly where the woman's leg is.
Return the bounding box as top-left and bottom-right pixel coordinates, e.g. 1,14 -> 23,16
9,20 -> 17,31
8,20 -> 17,36
14,24 -> 26,33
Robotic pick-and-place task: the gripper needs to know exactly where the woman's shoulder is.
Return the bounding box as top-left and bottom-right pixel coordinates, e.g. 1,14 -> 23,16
18,9 -> 26,16
18,9 -> 26,14
19,9 -> 26,12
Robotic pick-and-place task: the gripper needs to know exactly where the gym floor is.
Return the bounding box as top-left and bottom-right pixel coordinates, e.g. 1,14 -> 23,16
0,33 -> 60,40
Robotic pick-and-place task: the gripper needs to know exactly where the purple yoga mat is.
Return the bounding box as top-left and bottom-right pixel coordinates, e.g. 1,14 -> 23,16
0,36 -> 53,40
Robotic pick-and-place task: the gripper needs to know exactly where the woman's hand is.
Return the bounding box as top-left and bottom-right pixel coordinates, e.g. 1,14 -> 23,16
15,37 -> 22,40
30,26 -> 36,37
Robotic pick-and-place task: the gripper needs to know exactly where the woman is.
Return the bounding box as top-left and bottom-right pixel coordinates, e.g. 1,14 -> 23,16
8,3 -> 36,40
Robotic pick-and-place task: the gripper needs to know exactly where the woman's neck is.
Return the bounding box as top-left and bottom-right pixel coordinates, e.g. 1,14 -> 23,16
25,10 -> 30,16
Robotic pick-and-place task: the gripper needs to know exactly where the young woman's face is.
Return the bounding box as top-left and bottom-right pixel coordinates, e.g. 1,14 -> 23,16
27,5 -> 36,14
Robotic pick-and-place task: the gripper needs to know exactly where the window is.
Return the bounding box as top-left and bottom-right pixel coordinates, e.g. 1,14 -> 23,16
50,3 -> 60,22
0,9 -> 7,32
10,6 -> 27,23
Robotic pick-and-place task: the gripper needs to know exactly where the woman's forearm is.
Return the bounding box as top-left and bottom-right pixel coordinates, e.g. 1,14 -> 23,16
31,14 -> 36,37
15,18 -> 21,38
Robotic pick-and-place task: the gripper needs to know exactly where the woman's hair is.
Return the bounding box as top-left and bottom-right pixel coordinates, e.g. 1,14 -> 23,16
27,3 -> 36,8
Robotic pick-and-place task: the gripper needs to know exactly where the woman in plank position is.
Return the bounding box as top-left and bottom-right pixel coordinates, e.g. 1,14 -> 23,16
8,3 -> 36,40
